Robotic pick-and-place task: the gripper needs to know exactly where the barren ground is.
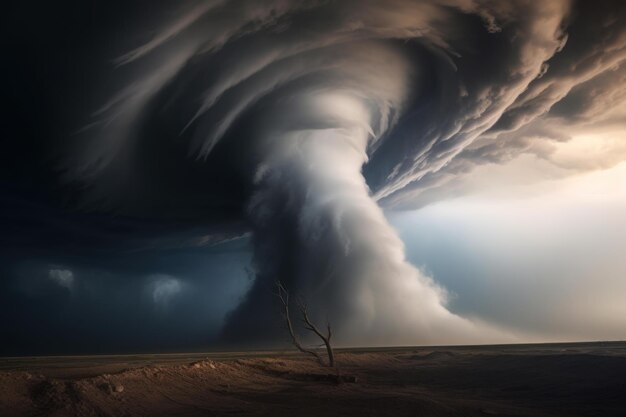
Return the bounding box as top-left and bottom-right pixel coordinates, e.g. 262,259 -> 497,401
1,342 -> 625,417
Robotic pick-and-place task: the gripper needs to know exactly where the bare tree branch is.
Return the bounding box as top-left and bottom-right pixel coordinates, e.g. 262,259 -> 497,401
275,281 -> 335,367
275,281 -> 324,365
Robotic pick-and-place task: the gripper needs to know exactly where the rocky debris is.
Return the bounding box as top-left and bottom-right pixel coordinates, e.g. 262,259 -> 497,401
191,360 -> 217,370
31,379 -> 85,411
98,382 -> 114,394
98,380 -> 124,395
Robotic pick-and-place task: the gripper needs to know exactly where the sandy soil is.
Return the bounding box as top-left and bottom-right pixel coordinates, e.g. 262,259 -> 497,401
1,342 -> 625,417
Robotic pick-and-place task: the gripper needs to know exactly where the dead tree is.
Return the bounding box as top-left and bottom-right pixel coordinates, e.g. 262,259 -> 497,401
275,281 -> 335,367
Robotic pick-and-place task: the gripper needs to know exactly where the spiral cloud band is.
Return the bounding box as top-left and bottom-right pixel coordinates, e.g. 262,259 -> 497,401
67,0 -> 626,345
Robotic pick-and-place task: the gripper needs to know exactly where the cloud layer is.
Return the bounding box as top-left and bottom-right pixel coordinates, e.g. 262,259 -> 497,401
48,268 -> 74,290
54,0 -> 626,346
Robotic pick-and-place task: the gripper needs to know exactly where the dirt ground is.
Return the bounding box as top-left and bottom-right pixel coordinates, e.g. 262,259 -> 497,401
1,342 -> 625,417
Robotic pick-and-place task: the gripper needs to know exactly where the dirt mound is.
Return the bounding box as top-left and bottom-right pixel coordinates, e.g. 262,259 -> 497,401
1,347 -> 625,417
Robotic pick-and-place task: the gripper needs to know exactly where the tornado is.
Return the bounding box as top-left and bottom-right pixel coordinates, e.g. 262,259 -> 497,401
68,0 -> 572,346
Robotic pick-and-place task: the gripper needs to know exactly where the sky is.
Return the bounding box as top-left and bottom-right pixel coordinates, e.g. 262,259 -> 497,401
1,0 -> 626,355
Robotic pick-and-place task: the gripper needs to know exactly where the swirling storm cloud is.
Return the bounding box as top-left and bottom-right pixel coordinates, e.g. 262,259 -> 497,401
2,0 -> 626,353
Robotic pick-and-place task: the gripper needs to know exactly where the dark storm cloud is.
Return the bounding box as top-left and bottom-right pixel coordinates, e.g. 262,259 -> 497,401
381,0 -> 626,210
0,241 -> 252,356
73,0 -> 564,345
3,0 -> 626,349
